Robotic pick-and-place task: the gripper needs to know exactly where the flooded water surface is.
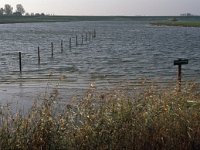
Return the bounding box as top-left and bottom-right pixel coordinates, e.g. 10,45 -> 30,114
0,21 -> 200,107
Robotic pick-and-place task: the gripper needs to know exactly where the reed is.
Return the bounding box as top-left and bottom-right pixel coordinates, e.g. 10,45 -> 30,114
0,81 -> 200,149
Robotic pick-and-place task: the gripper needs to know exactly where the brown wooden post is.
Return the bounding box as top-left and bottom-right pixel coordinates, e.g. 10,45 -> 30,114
76,35 -> 78,46
38,46 -> 40,64
174,58 -> 188,92
81,35 -> 83,45
51,42 -> 54,57
178,64 -> 181,86
61,40 -> 63,53
19,52 -> 22,73
69,38 -> 71,49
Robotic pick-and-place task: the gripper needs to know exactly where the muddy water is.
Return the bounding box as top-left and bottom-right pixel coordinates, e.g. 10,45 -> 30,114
0,21 -> 200,108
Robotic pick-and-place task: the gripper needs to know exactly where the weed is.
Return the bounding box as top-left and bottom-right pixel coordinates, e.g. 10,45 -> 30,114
0,82 -> 200,149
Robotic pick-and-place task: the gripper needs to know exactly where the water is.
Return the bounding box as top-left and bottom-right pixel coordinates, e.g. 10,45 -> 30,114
0,21 -> 200,107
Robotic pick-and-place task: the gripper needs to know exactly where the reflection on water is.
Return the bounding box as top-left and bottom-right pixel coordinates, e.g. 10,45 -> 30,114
0,21 -> 200,106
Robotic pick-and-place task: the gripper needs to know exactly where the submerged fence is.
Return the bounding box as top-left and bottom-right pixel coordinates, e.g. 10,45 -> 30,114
1,27 -> 198,92
18,29 -> 97,73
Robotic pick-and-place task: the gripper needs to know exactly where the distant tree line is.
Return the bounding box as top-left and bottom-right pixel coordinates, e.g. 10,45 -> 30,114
0,4 -> 47,16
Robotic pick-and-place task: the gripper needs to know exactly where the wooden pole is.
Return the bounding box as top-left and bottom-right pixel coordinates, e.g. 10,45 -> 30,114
61,40 -> 63,53
38,46 -> 40,64
174,58 -> 188,92
177,64 -> 182,92
76,35 -> 78,46
81,35 -> 83,45
69,38 -> 71,49
51,42 -> 54,57
19,52 -> 22,73
178,65 -> 182,84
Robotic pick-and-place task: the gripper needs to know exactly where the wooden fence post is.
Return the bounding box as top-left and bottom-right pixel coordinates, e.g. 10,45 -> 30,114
19,52 -> 22,73
61,40 -> 63,53
81,35 -> 84,45
38,46 -> 40,64
76,35 -> 78,46
69,38 -> 71,49
51,42 -> 54,57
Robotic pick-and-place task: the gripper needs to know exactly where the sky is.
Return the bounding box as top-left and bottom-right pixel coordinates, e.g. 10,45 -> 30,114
0,0 -> 200,16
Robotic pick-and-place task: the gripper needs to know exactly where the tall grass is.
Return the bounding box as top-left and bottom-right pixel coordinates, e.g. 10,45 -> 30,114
0,81 -> 200,149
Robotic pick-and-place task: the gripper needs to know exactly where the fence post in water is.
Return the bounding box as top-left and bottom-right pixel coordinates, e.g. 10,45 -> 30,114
61,40 -> 63,53
69,38 -> 71,49
76,35 -> 78,46
51,42 -> 54,57
81,35 -> 84,45
19,52 -> 22,73
174,58 -> 189,92
38,46 -> 40,64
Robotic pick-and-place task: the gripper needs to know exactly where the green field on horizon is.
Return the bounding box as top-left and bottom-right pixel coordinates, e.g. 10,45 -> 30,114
152,21 -> 200,27
0,15 -> 200,24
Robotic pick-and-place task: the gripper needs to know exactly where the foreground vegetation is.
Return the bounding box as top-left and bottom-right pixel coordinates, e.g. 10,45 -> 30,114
0,82 -> 200,149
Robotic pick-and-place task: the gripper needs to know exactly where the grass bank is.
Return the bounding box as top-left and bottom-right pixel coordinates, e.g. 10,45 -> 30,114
0,82 -> 200,149
152,21 -> 200,27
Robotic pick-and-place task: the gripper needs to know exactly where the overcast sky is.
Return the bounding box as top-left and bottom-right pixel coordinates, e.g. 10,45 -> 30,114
0,0 -> 200,16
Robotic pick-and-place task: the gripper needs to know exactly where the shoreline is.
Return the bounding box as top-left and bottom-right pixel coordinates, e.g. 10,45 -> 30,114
0,15 -> 200,24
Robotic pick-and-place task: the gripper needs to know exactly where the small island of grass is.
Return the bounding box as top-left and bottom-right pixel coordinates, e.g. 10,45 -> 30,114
152,20 -> 200,27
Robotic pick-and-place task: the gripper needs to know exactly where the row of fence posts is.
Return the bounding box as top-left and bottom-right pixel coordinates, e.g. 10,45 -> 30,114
17,29 -> 189,92
18,29 -> 96,73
